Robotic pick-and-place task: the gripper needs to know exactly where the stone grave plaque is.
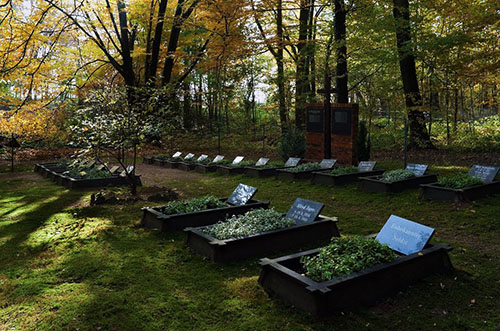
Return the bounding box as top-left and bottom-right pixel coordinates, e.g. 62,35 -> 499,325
232,156 -> 244,165
285,198 -> 324,225
331,108 -> 352,135
86,161 -> 96,168
109,166 -> 120,174
306,108 -> 323,133
227,184 -> 258,206
376,215 -> 435,256
255,158 -> 270,167
184,153 -> 195,160
405,163 -> 428,177
213,155 -> 224,163
358,161 -> 376,172
469,165 -> 499,184
172,152 -> 182,158
96,164 -> 106,171
319,159 -> 336,169
120,166 -> 134,177
285,157 -> 301,167
197,154 -> 208,162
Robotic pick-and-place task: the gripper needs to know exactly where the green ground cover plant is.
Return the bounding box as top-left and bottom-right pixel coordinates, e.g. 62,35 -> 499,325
227,160 -> 255,168
301,236 -> 396,282
158,195 -> 226,215
256,161 -> 285,168
438,173 -> 484,189
201,208 -> 296,240
286,162 -> 322,173
328,166 -> 359,175
66,166 -> 113,179
154,154 -> 171,160
381,169 -> 415,182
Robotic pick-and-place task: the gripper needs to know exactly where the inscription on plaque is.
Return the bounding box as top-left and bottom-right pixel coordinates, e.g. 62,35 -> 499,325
469,165 -> 499,184
376,215 -> 434,256
405,163 -> 428,177
227,184 -> 258,206
285,198 -> 324,225
285,157 -> 301,167
358,161 -> 376,172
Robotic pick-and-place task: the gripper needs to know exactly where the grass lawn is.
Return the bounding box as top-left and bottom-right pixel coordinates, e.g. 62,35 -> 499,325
1,162 -> 499,330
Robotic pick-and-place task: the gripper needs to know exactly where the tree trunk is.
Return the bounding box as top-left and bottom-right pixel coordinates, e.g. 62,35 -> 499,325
392,0 -> 432,148
334,0 -> 348,103
276,0 -> 288,134
294,0 -> 310,129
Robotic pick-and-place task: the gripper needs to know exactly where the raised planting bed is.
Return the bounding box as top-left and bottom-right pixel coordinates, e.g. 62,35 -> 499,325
185,198 -> 339,262
142,184 -> 267,232
57,173 -> 142,189
359,164 -> 437,193
276,159 -> 336,181
311,161 -> 384,186
420,166 -> 500,201
177,161 -> 197,171
258,215 -> 453,316
258,242 -> 453,316
245,157 -> 302,178
142,156 -> 155,164
142,198 -> 270,232
216,157 -> 254,175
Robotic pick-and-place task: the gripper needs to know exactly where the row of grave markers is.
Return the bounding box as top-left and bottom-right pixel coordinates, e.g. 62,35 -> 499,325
229,183 -> 434,256
66,160 -> 135,178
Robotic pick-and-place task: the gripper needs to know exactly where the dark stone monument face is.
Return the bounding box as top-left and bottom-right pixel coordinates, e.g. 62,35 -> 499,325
332,108 -> 352,135
469,165 -> 499,183
172,152 -> 182,158
184,153 -> 195,160
197,154 -> 208,162
285,198 -> 324,225
358,161 -> 376,172
285,157 -> 301,167
375,215 -> 435,255
306,108 -> 323,133
256,158 -> 270,167
227,184 -> 258,206
319,159 -> 336,169
232,156 -> 244,165
213,155 -> 224,163
405,163 -> 428,177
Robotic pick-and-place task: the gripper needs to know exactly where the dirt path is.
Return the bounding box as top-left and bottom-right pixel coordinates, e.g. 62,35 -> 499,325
135,163 -> 205,187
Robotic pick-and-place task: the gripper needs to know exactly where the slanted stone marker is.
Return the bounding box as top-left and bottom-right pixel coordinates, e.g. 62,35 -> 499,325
227,184 -> 258,206
255,158 -> 270,167
232,156 -> 244,165
285,198 -> 324,225
184,153 -> 195,160
376,215 -> 434,255
285,157 -> 301,167
109,166 -> 120,174
172,152 -> 182,158
319,159 -> 336,169
358,161 -> 376,172
469,165 -> 499,184
213,155 -> 224,163
197,154 -> 208,162
405,163 -> 428,177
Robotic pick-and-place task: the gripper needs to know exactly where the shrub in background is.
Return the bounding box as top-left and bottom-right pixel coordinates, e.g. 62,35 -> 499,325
279,128 -> 305,161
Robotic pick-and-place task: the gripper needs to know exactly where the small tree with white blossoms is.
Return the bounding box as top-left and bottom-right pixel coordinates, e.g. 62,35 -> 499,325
70,86 -> 177,194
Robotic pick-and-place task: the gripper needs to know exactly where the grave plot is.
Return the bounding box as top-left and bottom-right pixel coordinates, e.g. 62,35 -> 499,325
311,161 -> 385,186
177,153 -> 198,171
142,184 -> 269,232
276,159 -> 336,180
258,215 -> 453,316
359,163 -> 437,193
216,156 -> 255,175
245,157 -> 301,178
421,165 -> 500,201
142,156 -> 155,164
185,198 -> 340,262
160,152 -> 184,168
194,155 -> 229,173
38,161 -> 141,189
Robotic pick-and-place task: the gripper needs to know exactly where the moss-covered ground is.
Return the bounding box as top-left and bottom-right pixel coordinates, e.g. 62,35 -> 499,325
1,161 -> 499,330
